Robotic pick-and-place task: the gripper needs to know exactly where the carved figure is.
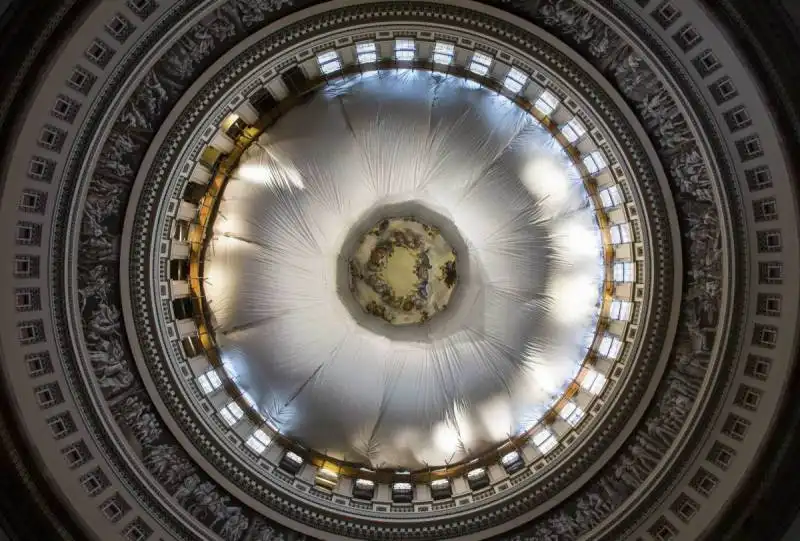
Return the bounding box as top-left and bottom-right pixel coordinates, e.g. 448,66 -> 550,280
174,474 -> 202,505
644,417 -> 676,449
120,396 -> 163,445
78,265 -> 112,312
145,445 -> 195,488
220,508 -> 249,541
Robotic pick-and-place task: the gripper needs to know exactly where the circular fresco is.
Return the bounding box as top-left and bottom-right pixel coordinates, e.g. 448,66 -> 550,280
347,216 -> 458,327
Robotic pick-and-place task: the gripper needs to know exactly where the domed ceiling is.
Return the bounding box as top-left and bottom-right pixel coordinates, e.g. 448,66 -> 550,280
204,70 -> 605,469
0,0 -> 798,540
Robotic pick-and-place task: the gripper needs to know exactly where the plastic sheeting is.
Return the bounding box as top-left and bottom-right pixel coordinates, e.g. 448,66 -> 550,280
204,70 -> 604,469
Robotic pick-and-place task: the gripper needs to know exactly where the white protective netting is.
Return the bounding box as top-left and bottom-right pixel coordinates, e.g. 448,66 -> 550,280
203,70 -> 604,468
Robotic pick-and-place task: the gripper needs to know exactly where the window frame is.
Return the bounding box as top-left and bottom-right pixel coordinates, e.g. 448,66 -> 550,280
219,401 -> 244,426
35,385 -> 58,408
25,352 -> 52,377
86,41 -> 110,65
613,261 -> 634,282
581,368 -> 608,395
196,369 -> 222,394
675,24 -> 701,50
468,51 -> 493,76
753,198 -> 778,222
316,50 -> 342,75
559,401 -> 585,426
609,300 -> 633,320
583,150 -> 608,174
744,355 -> 771,380
531,428 -> 557,454
502,67 -> 527,93
598,185 -> 624,208
356,41 -> 377,64
19,321 -> 43,344
101,498 -> 125,522
758,261 -> 782,284
432,41 -> 455,65
561,117 -> 587,144
394,38 -> 416,62
534,90 -> 560,116
38,126 -> 62,150
609,223 -> 631,244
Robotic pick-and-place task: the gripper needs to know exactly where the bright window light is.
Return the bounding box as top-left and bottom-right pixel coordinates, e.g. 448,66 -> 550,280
501,450 -> 521,467
599,185 -> 624,208
433,42 -> 455,65
196,369 -> 222,394
467,467 -> 486,480
534,90 -> 560,116
222,362 -> 238,380
591,373 -> 607,394
532,429 -> 557,454
431,479 -> 449,488
433,53 -> 452,65
613,261 -> 634,283
392,482 -> 412,491
503,67 -> 527,93
562,117 -> 586,143
469,52 -> 493,75
246,433 -> 267,453
240,392 -> 256,409
583,151 -> 608,174
356,478 -> 375,489
356,41 -> 377,64
598,334 -> 623,359
317,50 -> 337,63
434,42 -> 455,54
581,369 -> 608,395
220,401 -> 244,426
610,300 -> 633,320
317,50 -> 342,75
395,39 -> 416,61
504,78 -> 523,94
609,223 -> 632,244
559,402 -> 585,426
285,451 -> 303,465
318,468 -> 339,481
253,429 -> 271,445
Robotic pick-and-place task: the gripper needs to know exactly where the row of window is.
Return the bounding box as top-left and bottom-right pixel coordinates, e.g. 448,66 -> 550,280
190,344 -> 607,494
311,41 -> 640,307
311,42 -> 625,196
314,40 -> 565,114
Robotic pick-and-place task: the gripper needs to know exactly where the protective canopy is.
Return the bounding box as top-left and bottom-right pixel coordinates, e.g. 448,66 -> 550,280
204,70 -> 604,469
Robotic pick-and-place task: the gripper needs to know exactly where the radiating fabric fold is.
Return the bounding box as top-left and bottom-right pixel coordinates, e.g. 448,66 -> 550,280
204,70 -> 603,468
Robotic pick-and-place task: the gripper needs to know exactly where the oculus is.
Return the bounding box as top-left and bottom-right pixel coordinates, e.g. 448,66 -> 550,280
347,216 -> 458,326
